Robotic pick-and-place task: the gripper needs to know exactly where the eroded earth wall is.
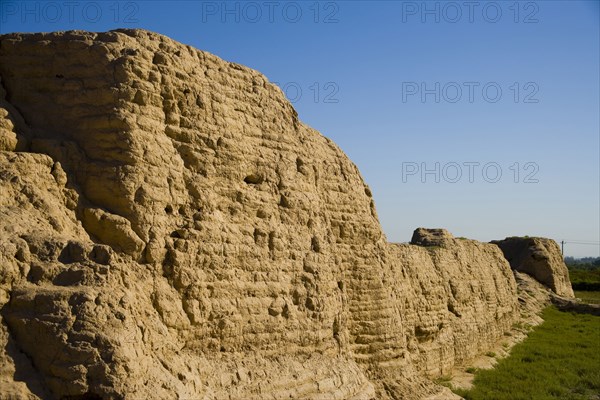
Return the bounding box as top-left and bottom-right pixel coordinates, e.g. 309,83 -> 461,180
0,30 -> 561,400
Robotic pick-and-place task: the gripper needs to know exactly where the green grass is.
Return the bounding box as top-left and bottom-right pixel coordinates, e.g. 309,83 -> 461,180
568,268 -> 600,291
574,290 -> 600,304
453,307 -> 600,400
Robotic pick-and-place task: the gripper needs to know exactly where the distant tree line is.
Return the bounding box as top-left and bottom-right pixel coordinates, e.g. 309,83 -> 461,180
564,257 -> 600,269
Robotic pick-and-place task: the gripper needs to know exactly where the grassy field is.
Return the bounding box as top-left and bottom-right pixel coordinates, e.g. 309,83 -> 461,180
574,290 -> 600,304
453,307 -> 600,400
568,268 -> 600,291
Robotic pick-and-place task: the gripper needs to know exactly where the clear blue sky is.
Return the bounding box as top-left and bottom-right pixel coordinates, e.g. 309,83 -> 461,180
1,1 -> 599,257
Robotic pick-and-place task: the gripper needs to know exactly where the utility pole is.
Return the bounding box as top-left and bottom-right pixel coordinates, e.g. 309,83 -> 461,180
561,240 -> 564,256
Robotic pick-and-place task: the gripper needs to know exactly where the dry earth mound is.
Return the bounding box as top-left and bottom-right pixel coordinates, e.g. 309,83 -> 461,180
492,237 -> 574,298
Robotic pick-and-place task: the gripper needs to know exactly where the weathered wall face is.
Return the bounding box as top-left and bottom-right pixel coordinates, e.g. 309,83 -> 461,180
388,238 -> 518,378
0,76 -> 28,152
0,29 -> 387,399
0,151 -> 378,400
0,29 -> 557,400
0,27 -> 397,366
492,237 -> 574,298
